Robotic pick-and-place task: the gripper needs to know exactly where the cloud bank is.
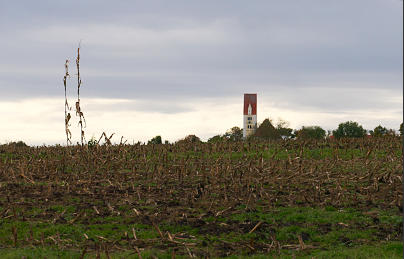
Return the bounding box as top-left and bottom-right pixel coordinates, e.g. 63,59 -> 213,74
0,1 -> 402,144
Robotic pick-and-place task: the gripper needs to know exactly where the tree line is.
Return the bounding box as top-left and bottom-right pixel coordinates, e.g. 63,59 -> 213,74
7,120 -> 401,146
207,120 -> 403,143
146,121 -> 403,144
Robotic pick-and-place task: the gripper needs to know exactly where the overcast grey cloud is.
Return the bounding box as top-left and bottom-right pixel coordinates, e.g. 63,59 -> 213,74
0,0 -> 402,144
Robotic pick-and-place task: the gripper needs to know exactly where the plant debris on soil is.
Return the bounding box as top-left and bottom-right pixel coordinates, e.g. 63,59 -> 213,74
0,137 -> 402,258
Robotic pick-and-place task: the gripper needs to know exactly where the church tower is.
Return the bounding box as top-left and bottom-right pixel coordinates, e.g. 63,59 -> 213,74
243,94 -> 257,138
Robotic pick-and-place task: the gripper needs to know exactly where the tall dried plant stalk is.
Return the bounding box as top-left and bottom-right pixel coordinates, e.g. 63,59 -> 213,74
63,59 -> 72,145
75,45 -> 86,145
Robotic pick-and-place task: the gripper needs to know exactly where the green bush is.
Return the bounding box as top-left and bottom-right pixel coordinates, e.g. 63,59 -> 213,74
333,121 -> 367,138
148,135 -> 162,145
295,126 -> 326,139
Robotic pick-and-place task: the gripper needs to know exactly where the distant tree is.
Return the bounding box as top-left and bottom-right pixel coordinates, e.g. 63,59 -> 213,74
208,135 -> 226,143
275,119 -> 294,139
177,134 -> 202,144
370,125 -> 388,137
7,141 -> 28,147
254,118 -> 281,140
333,121 -> 367,138
148,135 -> 162,145
275,118 -> 289,128
295,126 -> 326,140
277,127 -> 294,139
387,129 -> 396,136
400,123 -> 403,136
224,126 -> 243,141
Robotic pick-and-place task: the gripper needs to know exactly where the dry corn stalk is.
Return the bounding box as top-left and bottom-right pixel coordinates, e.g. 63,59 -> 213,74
75,45 -> 86,145
98,132 -> 115,145
63,59 -> 72,145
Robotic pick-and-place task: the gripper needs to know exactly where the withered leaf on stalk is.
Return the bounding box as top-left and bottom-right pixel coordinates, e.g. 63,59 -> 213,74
75,101 -> 81,115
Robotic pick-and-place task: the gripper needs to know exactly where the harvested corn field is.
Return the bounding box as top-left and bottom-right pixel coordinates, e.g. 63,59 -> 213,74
0,137 -> 402,258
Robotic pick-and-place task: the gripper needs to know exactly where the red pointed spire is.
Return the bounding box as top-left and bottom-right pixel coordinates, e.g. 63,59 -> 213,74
243,94 -> 257,115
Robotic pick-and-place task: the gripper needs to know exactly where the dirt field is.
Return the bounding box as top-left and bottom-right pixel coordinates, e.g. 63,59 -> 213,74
0,137 -> 402,258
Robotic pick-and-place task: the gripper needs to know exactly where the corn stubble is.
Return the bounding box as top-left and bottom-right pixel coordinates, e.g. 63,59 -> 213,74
0,136 -> 402,257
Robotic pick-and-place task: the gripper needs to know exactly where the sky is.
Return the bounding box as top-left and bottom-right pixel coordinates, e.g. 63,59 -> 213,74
0,0 -> 402,145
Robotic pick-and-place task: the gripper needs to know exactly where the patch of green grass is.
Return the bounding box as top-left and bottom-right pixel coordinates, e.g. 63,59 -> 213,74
164,144 -> 397,162
0,242 -> 401,259
0,247 -> 81,259
304,241 -> 403,259
0,247 -> 191,259
276,225 -> 315,242
0,203 -> 401,258
379,212 -> 402,225
315,227 -> 375,246
0,219 -> 159,247
229,206 -> 378,226
0,152 -> 17,162
225,206 -> 400,247
49,205 -> 76,214
160,223 -> 199,235
222,241 -> 403,259
84,222 -> 156,240
215,231 -> 258,243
